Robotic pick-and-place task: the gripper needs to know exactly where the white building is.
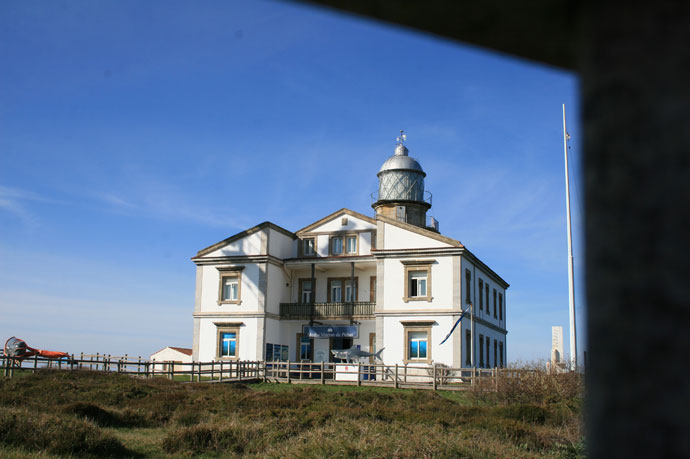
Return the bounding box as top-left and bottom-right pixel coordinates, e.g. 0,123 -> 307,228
150,346 -> 193,372
191,136 -> 508,368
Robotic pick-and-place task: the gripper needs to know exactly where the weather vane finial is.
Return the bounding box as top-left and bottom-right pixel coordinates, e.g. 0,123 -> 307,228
396,129 -> 407,146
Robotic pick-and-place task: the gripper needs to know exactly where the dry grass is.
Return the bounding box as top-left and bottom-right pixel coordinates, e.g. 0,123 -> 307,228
0,369 -> 584,457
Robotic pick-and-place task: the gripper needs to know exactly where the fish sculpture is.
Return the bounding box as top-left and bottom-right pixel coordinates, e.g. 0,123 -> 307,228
331,347 -> 385,363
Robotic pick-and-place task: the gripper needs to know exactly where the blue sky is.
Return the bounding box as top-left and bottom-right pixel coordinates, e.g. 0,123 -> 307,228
0,1 -> 583,363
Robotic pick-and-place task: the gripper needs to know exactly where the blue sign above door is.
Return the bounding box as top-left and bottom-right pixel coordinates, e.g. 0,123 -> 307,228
303,325 -> 359,339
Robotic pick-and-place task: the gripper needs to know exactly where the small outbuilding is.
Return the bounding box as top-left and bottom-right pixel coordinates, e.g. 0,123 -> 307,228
150,346 -> 193,372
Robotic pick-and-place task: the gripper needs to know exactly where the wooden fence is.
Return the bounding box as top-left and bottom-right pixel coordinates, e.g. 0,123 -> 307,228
1,354 -> 509,391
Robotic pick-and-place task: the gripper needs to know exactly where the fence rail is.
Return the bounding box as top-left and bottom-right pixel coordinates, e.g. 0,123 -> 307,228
1,354 -> 512,391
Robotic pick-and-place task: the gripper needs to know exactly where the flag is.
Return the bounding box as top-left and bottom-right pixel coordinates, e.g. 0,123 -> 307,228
439,309 -> 469,345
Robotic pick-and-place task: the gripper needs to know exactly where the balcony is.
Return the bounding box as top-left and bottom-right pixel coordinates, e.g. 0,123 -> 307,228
279,302 -> 375,320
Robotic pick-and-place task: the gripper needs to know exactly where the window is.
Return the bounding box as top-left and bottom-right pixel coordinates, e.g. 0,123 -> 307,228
369,332 -> 376,363
465,269 -> 472,304
370,276 -> 377,302
299,279 -> 313,303
478,279 -> 483,311
345,235 -> 357,254
330,280 -> 342,302
302,237 -> 316,256
345,280 -> 356,302
485,284 -> 490,315
222,277 -> 239,301
402,260 -> 434,302
403,322 -> 432,364
494,339 -> 498,368
217,267 -> 244,305
297,333 -> 314,361
409,271 -> 427,297
499,293 -> 503,321
465,330 -> 472,366
493,289 -> 497,318
396,205 -> 406,223
216,326 -> 240,359
330,234 -> 358,256
499,342 -> 504,367
408,331 -> 428,360
479,334 -> 484,367
331,236 -> 343,255
327,278 -> 358,302
486,336 -> 490,368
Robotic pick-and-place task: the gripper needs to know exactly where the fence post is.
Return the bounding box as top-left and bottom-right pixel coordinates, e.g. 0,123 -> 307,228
432,363 -> 437,390
169,361 -> 174,380
320,361 -> 325,385
358,362 -> 362,386
80,352 -> 84,370
239,361 -> 243,382
33,354 -> 38,373
286,361 -> 291,384
394,364 -> 399,389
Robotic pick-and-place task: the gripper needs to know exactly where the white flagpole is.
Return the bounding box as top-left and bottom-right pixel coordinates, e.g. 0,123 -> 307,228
563,104 -> 578,370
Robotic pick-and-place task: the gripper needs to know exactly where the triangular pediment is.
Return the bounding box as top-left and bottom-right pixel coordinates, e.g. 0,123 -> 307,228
377,215 -> 463,249
296,208 -> 377,235
194,221 -> 295,258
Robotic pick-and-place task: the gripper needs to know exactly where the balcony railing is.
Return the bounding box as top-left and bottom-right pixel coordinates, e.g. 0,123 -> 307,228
279,302 -> 375,319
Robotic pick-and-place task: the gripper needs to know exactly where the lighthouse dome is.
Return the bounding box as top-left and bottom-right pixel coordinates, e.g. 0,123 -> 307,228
377,144 -> 426,176
376,137 -> 426,202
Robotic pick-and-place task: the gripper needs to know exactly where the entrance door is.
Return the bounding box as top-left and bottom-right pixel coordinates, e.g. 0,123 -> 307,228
329,337 -> 353,362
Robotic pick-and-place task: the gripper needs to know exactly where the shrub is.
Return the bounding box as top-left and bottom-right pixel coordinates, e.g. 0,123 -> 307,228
63,402 -> 120,427
498,403 -> 548,425
0,407 -> 130,457
471,362 -> 584,406
162,424 -> 246,454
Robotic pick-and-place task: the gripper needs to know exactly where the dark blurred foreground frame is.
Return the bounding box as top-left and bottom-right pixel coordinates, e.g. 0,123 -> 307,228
296,2 -> 690,456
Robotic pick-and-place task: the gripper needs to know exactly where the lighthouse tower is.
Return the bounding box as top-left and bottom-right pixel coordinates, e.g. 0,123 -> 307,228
372,131 -> 433,229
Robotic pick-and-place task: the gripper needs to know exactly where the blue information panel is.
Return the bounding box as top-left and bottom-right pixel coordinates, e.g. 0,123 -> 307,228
303,325 -> 359,339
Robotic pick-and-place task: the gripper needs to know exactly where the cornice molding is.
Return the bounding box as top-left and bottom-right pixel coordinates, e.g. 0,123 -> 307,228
192,255 -> 284,267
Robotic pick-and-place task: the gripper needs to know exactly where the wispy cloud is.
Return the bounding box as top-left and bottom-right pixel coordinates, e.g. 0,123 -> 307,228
94,172 -> 251,230
0,185 -> 62,229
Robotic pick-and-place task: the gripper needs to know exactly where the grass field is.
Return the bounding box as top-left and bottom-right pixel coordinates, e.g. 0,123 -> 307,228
0,369 -> 584,458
